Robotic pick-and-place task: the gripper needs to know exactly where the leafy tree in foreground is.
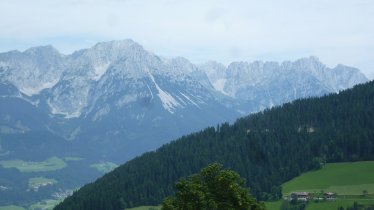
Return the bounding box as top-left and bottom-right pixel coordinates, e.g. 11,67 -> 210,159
161,163 -> 265,210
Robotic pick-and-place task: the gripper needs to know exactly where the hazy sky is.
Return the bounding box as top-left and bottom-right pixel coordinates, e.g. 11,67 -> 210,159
1,0 -> 373,78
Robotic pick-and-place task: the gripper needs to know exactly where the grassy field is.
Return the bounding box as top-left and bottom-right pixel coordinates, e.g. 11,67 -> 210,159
265,161 -> 374,210
307,199 -> 374,210
265,200 -> 282,210
0,156 -> 67,172
63,156 -> 84,161
0,205 -> 25,210
266,199 -> 374,210
126,206 -> 161,210
29,199 -> 62,210
282,161 -> 374,195
90,161 -> 118,173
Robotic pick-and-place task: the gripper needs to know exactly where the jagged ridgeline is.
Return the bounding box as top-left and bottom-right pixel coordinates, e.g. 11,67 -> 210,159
55,81 -> 374,210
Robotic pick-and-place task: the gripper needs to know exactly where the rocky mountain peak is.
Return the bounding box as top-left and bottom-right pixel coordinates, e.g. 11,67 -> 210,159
0,40 -> 369,118
24,45 -> 61,56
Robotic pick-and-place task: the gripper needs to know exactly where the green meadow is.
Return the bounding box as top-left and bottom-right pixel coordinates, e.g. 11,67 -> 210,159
266,161 -> 374,210
264,200 -> 283,210
90,161 -> 118,173
29,199 -> 62,210
306,199 -> 374,210
126,206 -> 161,210
0,205 -> 25,210
266,199 -> 374,210
63,156 -> 84,161
0,156 -> 67,172
282,161 -> 374,195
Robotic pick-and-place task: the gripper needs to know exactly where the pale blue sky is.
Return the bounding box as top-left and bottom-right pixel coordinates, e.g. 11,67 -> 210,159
0,0 -> 373,78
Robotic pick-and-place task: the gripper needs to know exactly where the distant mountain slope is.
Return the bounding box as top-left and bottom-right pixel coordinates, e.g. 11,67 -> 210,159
199,57 -> 368,113
0,40 -> 242,162
0,40 -> 368,162
55,81 -> 374,210
0,40 -> 369,207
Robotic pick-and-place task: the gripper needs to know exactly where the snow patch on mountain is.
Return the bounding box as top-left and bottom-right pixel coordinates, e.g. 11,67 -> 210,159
92,105 -> 110,121
200,57 -> 368,101
0,45 -> 65,97
180,92 -> 199,107
47,99 -> 82,119
0,41 -> 369,120
148,72 -> 181,113
198,61 -> 228,95
116,94 -> 138,108
20,78 -> 59,96
93,62 -> 110,81
212,79 -> 227,95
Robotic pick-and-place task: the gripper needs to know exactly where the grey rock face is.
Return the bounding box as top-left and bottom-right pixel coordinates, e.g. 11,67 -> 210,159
0,40 -> 368,161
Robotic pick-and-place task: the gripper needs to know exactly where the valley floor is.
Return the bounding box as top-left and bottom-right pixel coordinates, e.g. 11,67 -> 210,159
3,161 -> 373,210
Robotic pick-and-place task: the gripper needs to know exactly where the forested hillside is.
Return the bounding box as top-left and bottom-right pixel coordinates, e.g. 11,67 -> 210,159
55,81 -> 374,210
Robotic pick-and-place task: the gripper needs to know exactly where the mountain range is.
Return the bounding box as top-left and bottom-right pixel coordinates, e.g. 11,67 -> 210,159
0,39 -> 369,207
0,39 -> 368,162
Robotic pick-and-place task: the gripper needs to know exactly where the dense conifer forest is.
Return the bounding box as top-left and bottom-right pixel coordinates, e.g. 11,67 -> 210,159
55,81 -> 374,210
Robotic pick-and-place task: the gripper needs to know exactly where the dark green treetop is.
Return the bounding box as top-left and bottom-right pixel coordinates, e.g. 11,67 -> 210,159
162,163 -> 265,210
